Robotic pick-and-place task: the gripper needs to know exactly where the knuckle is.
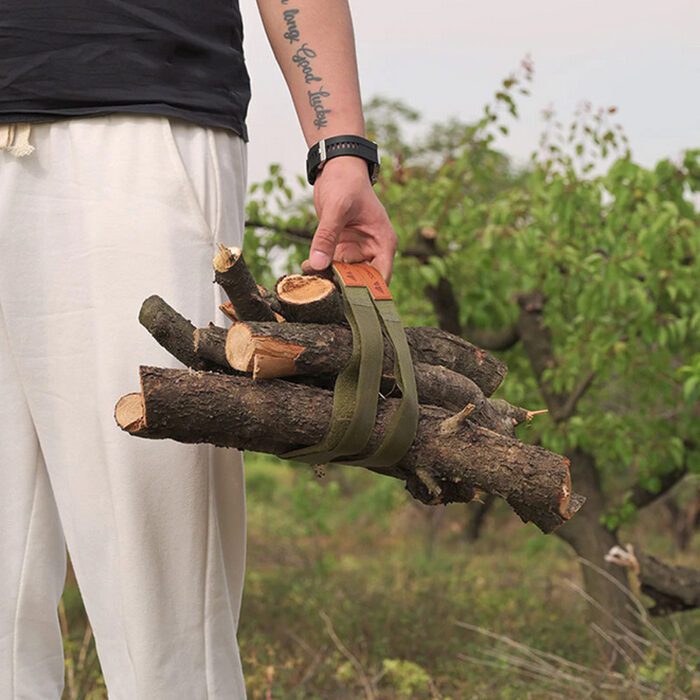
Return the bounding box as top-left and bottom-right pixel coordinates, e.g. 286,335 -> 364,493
313,226 -> 337,248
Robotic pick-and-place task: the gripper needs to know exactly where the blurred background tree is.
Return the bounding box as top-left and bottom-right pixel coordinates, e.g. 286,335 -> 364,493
243,56 -> 700,638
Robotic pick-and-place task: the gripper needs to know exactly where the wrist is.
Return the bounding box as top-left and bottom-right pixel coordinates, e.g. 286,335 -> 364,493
315,154 -> 369,181
306,134 -> 380,186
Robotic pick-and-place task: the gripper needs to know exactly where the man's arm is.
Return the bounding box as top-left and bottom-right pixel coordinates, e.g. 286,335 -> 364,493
256,0 -> 398,281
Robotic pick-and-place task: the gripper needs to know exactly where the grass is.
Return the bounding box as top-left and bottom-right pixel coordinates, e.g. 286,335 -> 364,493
60,454 -> 700,699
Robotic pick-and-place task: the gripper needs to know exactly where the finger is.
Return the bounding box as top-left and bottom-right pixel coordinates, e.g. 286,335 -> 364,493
371,251 -> 394,284
300,258 -> 334,279
334,241 -> 364,264
308,203 -> 348,271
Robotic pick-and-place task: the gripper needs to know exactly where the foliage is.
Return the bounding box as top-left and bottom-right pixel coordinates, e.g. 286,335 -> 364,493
243,58 -> 700,531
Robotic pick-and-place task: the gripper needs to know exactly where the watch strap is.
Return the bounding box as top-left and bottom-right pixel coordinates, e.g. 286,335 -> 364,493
307,135 -> 380,186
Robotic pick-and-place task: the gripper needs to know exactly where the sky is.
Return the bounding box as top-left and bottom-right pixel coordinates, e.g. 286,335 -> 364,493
240,0 -> 699,188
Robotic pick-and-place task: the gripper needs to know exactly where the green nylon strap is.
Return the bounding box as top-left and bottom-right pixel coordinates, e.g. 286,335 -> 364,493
281,264 -> 419,470
339,298 -> 419,468
282,283 -> 384,463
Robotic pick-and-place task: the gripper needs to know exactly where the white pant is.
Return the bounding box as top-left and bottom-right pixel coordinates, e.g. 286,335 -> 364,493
0,114 -> 248,699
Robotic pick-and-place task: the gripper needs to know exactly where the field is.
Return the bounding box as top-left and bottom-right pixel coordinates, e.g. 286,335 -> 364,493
61,453 -> 700,699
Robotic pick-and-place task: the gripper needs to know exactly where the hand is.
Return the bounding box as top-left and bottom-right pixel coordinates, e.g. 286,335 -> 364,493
301,155 -> 398,282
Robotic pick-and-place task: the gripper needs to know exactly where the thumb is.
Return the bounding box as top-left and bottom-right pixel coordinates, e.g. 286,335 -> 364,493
308,206 -> 345,271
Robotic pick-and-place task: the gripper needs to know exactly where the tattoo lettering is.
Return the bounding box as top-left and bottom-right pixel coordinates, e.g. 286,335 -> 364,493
292,43 -> 323,83
282,8 -> 300,43
279,3 -> 333,130
308,87 -> 332,128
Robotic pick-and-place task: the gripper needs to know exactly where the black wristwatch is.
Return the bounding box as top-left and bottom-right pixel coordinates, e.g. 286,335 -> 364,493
306,135 -> 380,186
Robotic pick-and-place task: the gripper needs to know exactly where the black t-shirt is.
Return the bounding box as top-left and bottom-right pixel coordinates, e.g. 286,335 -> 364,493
0,1 -> 251,141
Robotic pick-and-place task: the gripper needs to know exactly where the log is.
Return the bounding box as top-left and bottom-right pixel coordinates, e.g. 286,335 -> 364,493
226,321 -> 507,397
134,294 -> 520,436
275,274 -> 344,324
257,284 -> 285,317
212,244 -> 277,322
114,365 -> 584,534
225,321 -> 513,434
606,545 -> 700,615
193,323 -> 231,370
193,323 -> 335,389
138,295 -> 220,373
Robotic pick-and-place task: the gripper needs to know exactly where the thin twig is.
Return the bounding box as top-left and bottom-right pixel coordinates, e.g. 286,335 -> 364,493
319,610 -> 375,700
58,599 -> 77,700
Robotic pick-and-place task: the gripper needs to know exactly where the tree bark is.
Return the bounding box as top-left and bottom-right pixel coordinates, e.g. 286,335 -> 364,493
193,323 -> 234,371
554,450 -> 641,642
515,292 -> 640,644
635,552 -> 700,615
226,321 -> 507,397
115,366 -> 584,534
212,244 -> 278,322
138,295 -> 221,373
224,321 -> 518,434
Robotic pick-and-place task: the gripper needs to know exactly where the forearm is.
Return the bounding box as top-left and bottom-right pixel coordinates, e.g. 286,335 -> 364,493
256,0 -> 365,147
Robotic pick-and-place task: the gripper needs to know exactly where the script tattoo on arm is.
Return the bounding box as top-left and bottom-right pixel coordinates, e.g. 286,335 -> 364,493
280,0 -> 332,129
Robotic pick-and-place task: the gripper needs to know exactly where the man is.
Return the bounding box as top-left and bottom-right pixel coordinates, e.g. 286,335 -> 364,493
0,1 -> 397,697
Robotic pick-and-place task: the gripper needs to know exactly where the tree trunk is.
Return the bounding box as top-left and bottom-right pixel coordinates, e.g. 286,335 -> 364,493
555,449 -> 640,650
466,493 -> 497,542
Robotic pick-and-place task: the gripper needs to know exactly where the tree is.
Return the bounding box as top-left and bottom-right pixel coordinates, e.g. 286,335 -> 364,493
243,59 -> 700,642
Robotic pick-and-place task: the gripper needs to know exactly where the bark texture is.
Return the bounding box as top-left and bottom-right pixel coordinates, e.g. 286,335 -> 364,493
606,545 -> 700,615
138,295 -> 220,373
115,366 -> 585,534
213,245 -> 277,322
224,321 -> 517,434
226,321 -> 507,397
193,324 -> 234,371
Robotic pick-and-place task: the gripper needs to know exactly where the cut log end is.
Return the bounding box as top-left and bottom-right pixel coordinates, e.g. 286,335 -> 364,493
213,244 -> 242,273
226,323 -> 304,378
276,274 -> 336,305
226,323 -> 255,371
275,273 -> 344,324
115,392 -> 146,433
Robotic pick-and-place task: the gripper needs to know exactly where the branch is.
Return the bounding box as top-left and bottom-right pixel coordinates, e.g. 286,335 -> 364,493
606,544 -> 700,615
516,291 -> 595,422
626,439 -> 695,511
403,228 -> 520,350
627,466 -> 688,511
245,218 -> 313,243
556,370 -> 597,423
213,245 -> 278,322
116,366 -> 584,533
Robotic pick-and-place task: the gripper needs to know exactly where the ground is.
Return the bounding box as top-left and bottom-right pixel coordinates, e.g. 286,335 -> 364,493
61,454 -> 700,699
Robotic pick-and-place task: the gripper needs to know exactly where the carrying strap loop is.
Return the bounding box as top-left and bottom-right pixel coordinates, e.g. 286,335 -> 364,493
281,262 -> 419,470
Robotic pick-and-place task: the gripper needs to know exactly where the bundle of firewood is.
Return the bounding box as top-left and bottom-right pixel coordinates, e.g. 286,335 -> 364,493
114,245 -> 584,533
